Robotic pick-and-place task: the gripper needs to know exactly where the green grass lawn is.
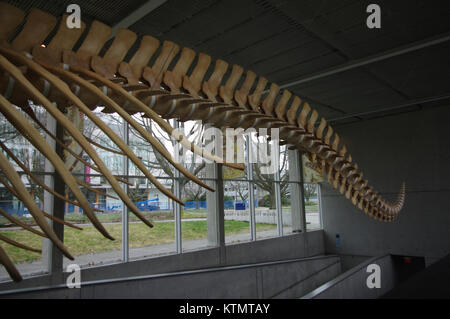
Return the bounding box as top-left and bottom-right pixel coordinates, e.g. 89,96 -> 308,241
182,209 -> 207,219
0,220 -> 276,264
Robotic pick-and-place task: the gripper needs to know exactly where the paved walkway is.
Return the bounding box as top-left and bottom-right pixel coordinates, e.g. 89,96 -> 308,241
0,218 -> 206,232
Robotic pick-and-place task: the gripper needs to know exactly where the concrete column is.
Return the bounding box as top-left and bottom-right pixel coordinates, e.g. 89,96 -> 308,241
274,146 -> 283,236
246,136 -> 256,241
203,124 -> 225,264
206,162 -> 225,248
203,124 -> 225,248
288,149 -> 306,232
43,107 -> 65,279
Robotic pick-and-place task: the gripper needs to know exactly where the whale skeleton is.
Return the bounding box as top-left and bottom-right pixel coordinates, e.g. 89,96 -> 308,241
0,3 -> 405,282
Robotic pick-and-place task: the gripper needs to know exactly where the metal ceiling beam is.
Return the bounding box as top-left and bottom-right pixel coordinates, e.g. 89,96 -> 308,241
111,0 -> 168,37
327,92 -> 450,123
278,31 -> 450,90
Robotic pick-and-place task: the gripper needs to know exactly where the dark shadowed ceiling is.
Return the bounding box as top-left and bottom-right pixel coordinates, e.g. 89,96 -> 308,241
5,0 -> 450,125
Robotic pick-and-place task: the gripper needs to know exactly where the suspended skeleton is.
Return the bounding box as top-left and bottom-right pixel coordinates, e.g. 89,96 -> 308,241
0,3 -> 405,282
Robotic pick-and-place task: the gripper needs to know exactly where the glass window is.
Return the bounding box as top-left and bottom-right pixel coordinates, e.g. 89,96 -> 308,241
302,153 -> 324,232
254,182 -> 279,240
62,178 -> 123,268
181,179 -> 213,252
128,178 -> 176,260
224,181 -> 252,244
304,183 -> 321,231
1,101 -> 326,286
0,183 -> 48,281
0,103 -> 50,281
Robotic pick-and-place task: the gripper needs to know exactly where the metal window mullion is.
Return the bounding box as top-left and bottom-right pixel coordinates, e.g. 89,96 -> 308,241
299,151 -> 307,233
43,112 -> 57,273
275,181 -> 283,235
122,121 -> 129,262
173,120 -> 182,253
318,183 -> 323,229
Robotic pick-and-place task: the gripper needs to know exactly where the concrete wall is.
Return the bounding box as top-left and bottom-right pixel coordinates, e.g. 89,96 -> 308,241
0,230 -> 325,294
302,255 -> 397,299
1,255 -> 340,299
322,106 -> 450,260
338,254 -> 372,272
